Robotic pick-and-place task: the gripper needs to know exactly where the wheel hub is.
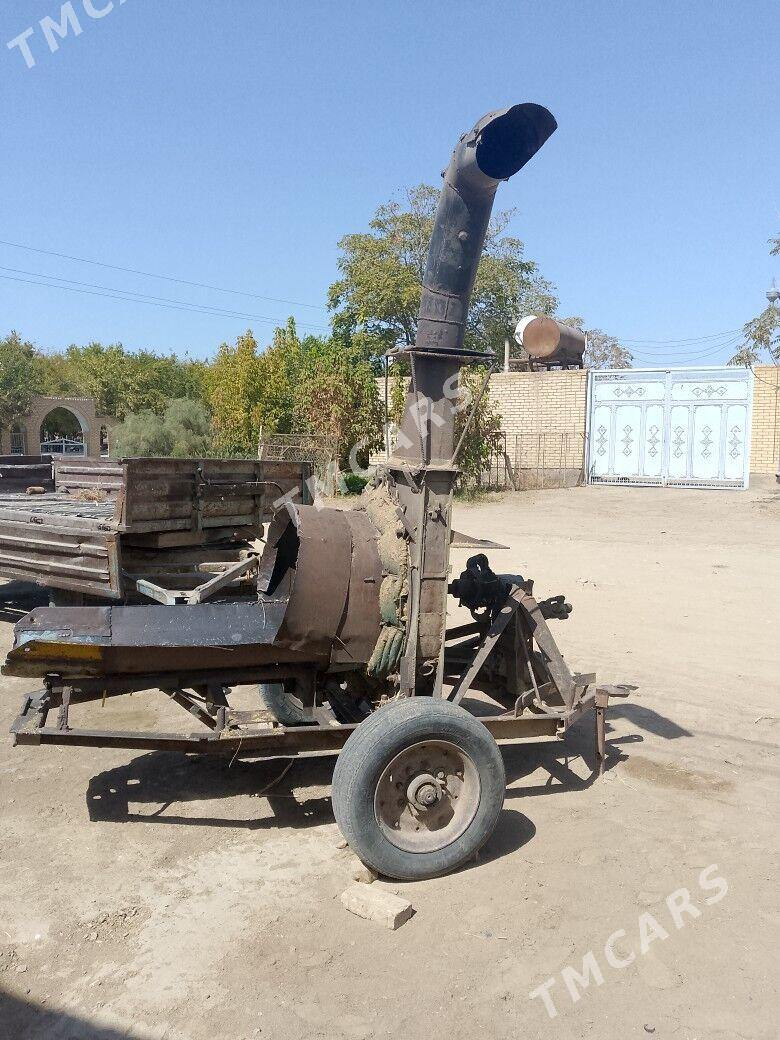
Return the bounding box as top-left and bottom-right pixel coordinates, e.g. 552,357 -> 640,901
374,739 -> 481,854
407,773 -> 443,810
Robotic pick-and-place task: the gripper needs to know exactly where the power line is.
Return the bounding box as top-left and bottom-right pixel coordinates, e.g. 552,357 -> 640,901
624,326 -> 744,355
0,271 -> 334,332
629,338 -> 744,364
618,327 -> 742,345
0,238 -> 328,311
0,266 -> 332,333
0,238 -> 756,351
629,335 -> 744,361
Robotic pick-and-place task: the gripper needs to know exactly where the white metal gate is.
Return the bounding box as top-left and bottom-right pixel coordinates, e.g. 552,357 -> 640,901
586,367 -> 753,489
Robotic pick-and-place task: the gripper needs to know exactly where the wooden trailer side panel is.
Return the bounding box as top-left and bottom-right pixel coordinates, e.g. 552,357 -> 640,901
122,458 -> 308,533
0,455 -> 55,493
0,509 -> 121,599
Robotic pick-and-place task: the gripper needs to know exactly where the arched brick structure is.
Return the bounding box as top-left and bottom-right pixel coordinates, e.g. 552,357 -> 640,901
0,395 -> 116,457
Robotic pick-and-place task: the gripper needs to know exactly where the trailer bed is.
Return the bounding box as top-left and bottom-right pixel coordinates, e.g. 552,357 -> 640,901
0,456 -> 311,601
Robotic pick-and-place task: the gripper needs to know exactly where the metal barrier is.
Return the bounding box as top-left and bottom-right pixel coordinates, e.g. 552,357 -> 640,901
258,431 -> 338,497
482,432 -> 585,490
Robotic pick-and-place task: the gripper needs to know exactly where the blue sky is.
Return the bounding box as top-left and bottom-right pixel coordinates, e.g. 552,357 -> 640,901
0,0 -> 777,367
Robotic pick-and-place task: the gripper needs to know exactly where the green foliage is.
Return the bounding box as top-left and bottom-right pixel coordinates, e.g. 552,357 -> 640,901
39,342 -> 206,418
328,184 -> 558,366
729,232 -> 780,365
293,337 -> 384,468
205,329 -> 264,456
583,329 -> 633,370
111,410 -> 171,457
0,331 -> 42,429
112,398 -> 212,458
729,307 -> 779,366
454,367 -> 504,494
40,407 -> 82,439
388,365 -> 407,428
341,472 -> 368,495
205,320 -> 383,468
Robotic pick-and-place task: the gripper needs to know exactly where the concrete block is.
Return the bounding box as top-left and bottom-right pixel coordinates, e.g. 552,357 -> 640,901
340,884 -> 414,930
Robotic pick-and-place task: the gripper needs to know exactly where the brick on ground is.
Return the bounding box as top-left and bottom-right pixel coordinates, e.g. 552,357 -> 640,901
340,883 -> 414,930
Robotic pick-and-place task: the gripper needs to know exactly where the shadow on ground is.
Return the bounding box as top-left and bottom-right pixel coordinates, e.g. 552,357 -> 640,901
87,751 -> 336,829
82,697 -> 691,876
0,988 -> 145,1040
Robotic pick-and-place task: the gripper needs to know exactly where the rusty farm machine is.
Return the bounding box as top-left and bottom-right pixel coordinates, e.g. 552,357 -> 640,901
6,103 -> 628,880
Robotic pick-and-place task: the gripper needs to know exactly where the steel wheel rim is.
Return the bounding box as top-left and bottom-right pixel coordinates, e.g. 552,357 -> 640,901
374,739 -> 481,854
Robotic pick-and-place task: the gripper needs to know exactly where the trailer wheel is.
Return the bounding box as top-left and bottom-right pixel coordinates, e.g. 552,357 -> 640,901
258,683 -> 315,726
332,698 -> 505,881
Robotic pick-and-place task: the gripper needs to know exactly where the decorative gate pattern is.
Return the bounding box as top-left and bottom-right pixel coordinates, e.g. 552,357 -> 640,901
586,368 -> 752,489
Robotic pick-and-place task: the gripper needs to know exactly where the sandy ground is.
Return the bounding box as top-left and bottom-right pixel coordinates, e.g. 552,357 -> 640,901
0,481 -> 778,1040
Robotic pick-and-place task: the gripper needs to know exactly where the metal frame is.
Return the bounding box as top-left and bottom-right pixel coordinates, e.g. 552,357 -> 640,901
10,677 -> 611,767
10,579 -> 627,774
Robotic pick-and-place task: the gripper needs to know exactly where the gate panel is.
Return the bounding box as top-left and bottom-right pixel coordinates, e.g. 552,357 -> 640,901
667,405 -> 690,481
587,367 -> 752,489
590,404 -> 612,479
643,403 -> 664,480
612,404 -> 642,477
691,404 -> 721,481
723,404 -> 748,482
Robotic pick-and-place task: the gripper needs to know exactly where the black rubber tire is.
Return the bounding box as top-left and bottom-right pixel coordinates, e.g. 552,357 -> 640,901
258,683 -> 315,726
331,698 -> 506,881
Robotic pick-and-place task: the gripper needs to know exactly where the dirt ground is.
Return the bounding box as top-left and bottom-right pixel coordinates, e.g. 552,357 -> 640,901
1,481 -> 778,1040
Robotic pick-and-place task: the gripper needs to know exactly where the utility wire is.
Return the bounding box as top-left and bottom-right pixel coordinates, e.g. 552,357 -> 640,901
0,238 -> 755,350
629,339 -> 744,364
629,336 -> 744,362
623,330 -> 742,355
0,238 -> 328,311
618,328 -> 742,345
0,267 -> 332,333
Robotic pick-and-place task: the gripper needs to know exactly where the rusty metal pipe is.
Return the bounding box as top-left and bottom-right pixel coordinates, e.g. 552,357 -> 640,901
396,104 -> 557,465
416,104 -> 558,357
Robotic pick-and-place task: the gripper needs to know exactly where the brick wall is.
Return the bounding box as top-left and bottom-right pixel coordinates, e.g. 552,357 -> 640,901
487,370 -> 588,478
750,365 -> 780,475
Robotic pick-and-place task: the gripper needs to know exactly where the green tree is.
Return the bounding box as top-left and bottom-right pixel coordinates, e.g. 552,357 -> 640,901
328,184 -> 558,367
112,398 -> 212,458
254,317 -> 305,435
205,330 -> 264,456
39,342 -> 206,418
0,331 -> 42,431
294,338 -> 383,468
387,364 -> 502,493
453,366 -> 504,494
729,233 -> 779,366
558,317 -> 633,369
